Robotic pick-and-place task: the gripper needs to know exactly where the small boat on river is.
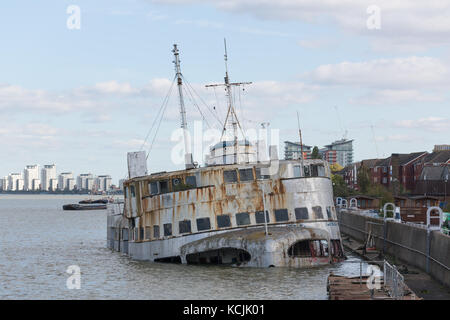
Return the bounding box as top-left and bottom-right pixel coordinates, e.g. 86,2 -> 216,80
79,199 -> 109,204
63,203 -> 107,210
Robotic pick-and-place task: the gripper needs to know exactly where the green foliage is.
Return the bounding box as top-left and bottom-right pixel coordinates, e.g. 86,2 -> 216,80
366,183 -> 394,207
311,146 -> 321,159
443,202 -> 450,213
357,166 -> 371,194
330,163 -> 344,173
332,174 -> 354,198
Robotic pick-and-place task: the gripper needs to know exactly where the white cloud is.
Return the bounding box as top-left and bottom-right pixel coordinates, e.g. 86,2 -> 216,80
173,18 -> 293,37
396,117 -> 450,132
307,56 -> 449,89
151,0 -> 450,51
0,84 -> 80,113
92,81 -> 138,95
375,134 -> 414,143
0,78 -> 316,130
351,89 -> 443,105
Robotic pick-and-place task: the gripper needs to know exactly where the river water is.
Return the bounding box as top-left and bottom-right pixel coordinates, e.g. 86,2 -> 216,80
0,194 -> 368,300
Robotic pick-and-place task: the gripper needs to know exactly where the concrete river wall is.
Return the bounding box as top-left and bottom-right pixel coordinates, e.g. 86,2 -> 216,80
337,209 -> 450,288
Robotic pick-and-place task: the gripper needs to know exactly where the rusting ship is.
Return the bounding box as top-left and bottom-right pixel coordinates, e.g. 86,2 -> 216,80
107,42 -> 345,267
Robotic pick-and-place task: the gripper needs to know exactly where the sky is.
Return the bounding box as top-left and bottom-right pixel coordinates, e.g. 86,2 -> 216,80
1,0 -> 450,184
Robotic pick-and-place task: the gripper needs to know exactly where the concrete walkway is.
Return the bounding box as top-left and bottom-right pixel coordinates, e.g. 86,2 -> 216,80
341,235 -> 450,300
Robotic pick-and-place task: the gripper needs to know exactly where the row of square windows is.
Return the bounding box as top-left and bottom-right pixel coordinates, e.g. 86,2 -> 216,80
128,164 -> 328,197
128,206 -> 335,241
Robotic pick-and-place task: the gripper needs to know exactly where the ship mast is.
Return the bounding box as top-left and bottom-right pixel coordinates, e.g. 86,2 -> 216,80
297,111 -> 305,176
205,39 -> 252,164
172,44 -> 194,169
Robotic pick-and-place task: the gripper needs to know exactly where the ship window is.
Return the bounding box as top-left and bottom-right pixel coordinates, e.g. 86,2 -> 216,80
217,215 -> 231,228
288,240 -> 311,257
313,206 -> 324,219
294,166 -> 301,177
311,165 -> 319,177
255,211 -> 270,224
288,240 -> 329,257
255,167 -> 270,179
130,185 -> 136,197
318,165 -> 325,177
236,212 -> 250,226
172,177 -> 185,192
145,227 -> 151,240
153,225 -> 160,238
163,223 -> 172,236
274,209 -> 289,222
311,165 -> 325,177
224,170 -> 238,183
326,207 -> 333,219
179,220 -> 191,234
149,181 -> 158,195
196,217 -> 211,231
122,229 -> 129,241
331,240 -> 344,258
303,166 -> 311,177
295,207 -> 309,220
239,168 -> 254,182
159,180 -> 169,194
186,176 -> 197,188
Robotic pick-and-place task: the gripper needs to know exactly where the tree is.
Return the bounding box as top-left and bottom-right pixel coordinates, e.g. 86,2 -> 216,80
311,146 -> 321,159
330,163 -> 344,173
332,174 -> 352,198
357,166 -> 371,194
367,183 -> 394,207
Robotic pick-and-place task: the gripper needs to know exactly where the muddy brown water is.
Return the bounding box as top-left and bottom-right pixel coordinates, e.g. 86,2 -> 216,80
0,194 -> 368,299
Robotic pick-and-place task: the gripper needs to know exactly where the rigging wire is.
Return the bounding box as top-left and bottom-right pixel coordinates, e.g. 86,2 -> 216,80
119,76 -> 176,180
238,84 -> 246,132
212,86 -> 225,124
139,75 -> 177,152
146,85 -> 174,160
181,75 -> 224,129
182,84 -> 212,129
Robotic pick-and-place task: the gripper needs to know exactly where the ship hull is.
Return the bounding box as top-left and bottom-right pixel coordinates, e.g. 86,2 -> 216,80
107,219 -> 343,267
107,159 -> 345,268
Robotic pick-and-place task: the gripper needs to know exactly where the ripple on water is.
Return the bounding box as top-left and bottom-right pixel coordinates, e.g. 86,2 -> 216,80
0,195 -> 366,299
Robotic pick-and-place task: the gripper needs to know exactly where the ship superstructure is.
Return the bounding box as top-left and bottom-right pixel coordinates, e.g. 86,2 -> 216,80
107,42 -> 344,267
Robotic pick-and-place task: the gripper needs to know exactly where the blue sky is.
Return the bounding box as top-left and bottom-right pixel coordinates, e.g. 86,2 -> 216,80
1,0 -> 450,184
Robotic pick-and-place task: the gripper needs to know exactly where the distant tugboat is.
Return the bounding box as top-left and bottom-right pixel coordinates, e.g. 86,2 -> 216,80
79,199 -> 109,204
63,203 -> 107,210
107,42 -> 345,267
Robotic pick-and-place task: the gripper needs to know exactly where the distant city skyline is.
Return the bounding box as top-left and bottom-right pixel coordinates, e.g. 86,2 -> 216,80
1,1 -> 449,180
0,163 -> 114,192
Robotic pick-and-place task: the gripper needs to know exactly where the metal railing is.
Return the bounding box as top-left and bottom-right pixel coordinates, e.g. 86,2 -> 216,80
347,259 -> 406,299
383,260 -> 405,299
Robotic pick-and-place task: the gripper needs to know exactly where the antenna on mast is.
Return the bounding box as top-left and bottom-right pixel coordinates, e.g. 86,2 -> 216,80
224,38 -> 229,78
205,39 -> 252,164
172,44 -> 194,169
296,111 -> 305,176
